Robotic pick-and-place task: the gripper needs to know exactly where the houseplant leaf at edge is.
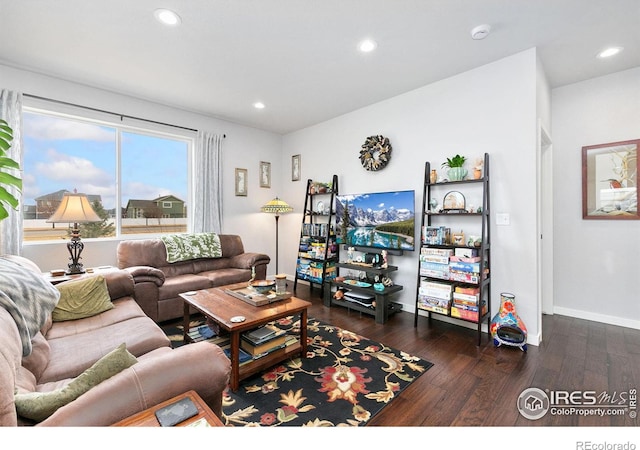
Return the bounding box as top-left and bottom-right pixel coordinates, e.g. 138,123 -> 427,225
441,154 -> 467,168
0,119 -> 23,221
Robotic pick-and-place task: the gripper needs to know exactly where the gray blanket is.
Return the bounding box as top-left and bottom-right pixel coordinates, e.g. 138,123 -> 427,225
0,257 -> 60,356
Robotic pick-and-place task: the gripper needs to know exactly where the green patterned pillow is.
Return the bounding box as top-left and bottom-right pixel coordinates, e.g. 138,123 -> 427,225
14,343 -> 137,422
161,232 -> 222,263
53,275 -> 113,322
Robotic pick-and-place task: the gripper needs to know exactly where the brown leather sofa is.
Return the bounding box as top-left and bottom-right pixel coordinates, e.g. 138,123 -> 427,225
0,255 -> 230,426
117,234 -> 270,323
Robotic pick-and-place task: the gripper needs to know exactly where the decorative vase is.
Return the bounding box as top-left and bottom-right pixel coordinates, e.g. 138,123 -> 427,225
447,167 -> 467,181
474,168 -> 482,179
490,292 -> 528,352
430,169 -> 438,184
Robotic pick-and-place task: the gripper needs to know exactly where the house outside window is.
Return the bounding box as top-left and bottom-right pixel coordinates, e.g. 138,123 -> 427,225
22,106 -> 192,242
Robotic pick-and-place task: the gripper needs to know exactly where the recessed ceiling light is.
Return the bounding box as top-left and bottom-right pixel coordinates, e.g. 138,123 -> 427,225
358,39 -> 377,53
154,9 -> 181,26
597,47 -> 623,58
253,102 -> 265,110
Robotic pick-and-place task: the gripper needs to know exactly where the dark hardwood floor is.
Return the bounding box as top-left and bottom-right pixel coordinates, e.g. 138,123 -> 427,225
292,283 -> 640,427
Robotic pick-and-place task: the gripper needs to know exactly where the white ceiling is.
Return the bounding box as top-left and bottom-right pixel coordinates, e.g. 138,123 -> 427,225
1,0 -> 639,134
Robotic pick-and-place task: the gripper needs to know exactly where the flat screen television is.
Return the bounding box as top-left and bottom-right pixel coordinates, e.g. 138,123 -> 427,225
335,190 -> 415,251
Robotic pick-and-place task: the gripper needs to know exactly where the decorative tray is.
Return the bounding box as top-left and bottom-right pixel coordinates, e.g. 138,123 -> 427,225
224,286 -> 292,306
343,280 -> 372,288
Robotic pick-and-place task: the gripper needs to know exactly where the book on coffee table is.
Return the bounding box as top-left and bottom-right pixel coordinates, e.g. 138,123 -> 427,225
154,396 -> 198,427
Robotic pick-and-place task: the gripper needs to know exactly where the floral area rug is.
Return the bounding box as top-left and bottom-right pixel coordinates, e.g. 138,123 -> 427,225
161,315 -> 433,427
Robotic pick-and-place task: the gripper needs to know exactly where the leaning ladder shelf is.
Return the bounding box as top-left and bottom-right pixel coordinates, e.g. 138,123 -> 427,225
414,153 -> 491,346
293,175 -> 339,296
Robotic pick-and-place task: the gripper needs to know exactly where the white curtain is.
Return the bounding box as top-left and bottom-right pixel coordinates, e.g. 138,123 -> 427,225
193,131 -> 223,233
0,90 -> 23,255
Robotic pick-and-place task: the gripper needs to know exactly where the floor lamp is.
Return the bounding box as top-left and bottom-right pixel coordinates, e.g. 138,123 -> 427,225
47,191 -> 101,274
261,197 -> 293,274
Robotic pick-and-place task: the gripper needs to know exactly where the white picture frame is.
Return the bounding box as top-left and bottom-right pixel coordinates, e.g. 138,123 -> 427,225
259,161 -> 271,188
292,154 -> 301,181
235,168 -> 248,196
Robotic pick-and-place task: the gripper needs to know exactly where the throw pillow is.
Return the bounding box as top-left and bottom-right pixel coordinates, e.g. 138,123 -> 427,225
14,343 -> 138,422
52,275 -> 113,322
161,232 -> 222,263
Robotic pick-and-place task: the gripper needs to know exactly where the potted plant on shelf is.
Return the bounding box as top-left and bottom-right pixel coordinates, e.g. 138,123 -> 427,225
441,154 -> 467,181
0,119 -> 22,221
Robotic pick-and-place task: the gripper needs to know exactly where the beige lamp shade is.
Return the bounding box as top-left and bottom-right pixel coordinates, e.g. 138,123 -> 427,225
47,192 -> 101,223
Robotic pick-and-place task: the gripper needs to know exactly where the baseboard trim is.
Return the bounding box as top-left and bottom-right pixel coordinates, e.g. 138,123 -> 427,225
414,308 -> 541,346
553,306 -> 640,330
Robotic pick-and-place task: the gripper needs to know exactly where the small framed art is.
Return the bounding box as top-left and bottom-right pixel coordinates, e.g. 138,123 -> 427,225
259,161 -> 271,188
292,154 -> 301,181
235,168 -> 247,196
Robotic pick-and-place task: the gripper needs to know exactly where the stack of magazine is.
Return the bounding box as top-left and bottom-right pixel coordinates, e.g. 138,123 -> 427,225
241,325 -> 288,358
187,324 -> 229,346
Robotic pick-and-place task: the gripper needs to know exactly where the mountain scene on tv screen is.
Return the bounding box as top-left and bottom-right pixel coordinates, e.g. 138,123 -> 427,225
336,191 -> 415,251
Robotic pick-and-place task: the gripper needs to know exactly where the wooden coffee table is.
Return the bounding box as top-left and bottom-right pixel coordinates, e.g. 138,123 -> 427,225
179,282 -> 311,391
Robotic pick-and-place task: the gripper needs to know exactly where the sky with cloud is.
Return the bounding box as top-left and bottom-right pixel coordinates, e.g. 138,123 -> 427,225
22,112 -> 188,211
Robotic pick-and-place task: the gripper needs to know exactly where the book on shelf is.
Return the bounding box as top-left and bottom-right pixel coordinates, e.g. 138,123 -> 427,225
418,295 -> 451,309
188,325 -> 229,346
187,324 -> 215,340
241,333 -> 287,356
243,324 -> 284,345
248,343 -> 287,360
452,291 -> 480,303
222,346 -> 253,365
284,335 -> 299,347
451,304 -> 487,321
455,286 -> 480,295
449,261 -> 481,273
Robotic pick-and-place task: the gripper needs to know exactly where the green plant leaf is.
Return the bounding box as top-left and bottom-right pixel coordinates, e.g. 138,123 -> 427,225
0,156 -> 20,171
0,171 -> 22,191
0,185 -> 20,209
0,119 -> 21,220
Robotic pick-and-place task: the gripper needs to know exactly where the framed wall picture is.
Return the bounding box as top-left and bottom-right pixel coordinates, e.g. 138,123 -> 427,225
235,168 -> 247,196
259,161 -> 271,188
292,154 -> 301,181
582,139 -> 639,219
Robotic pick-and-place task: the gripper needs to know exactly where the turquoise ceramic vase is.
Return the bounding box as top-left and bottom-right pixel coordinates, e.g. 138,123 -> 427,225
447,167 -> 467,181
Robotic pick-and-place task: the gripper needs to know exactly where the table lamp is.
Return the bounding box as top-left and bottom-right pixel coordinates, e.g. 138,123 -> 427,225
260,197 -> 293,274
47,191 -> 101,274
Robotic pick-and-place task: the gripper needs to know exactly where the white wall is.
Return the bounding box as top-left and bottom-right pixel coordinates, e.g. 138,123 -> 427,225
551,67 -> 640,329
0,63 -> 283,273
282,49 -> 541,342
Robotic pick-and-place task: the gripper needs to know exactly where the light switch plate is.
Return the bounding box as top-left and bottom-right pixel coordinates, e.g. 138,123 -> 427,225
496,213 -> 510,226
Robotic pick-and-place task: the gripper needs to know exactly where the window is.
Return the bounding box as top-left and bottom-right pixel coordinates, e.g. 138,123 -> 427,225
22,108 -> 192,242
